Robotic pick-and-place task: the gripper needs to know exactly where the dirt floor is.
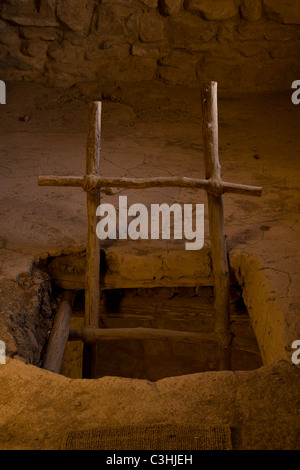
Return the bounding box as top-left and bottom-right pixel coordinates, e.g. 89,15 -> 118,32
0,80 -> 299,450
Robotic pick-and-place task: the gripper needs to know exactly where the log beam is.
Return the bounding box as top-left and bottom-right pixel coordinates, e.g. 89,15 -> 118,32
202,81 -> 232,370
83,101 -> 102,378
68,326 -> 260,355
38,175 -> 262,197
69,326 -> 218,344
43,290 -> 75,374
85,101 -> 101,329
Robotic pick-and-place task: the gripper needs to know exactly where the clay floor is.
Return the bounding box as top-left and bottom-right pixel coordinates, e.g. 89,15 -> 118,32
0,81 -> 299,450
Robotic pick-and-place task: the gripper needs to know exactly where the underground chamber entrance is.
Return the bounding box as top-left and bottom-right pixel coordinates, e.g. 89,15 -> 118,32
54,284 -> 262,381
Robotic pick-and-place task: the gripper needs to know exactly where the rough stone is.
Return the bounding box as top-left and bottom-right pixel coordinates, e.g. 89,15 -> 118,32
20,39 -> 48,60
63,31 -> 88,47
0,18 -> 15,32
95,56 -> 157,84
160,0 -> 182,16
96,4 -> 127,36
139,12 -> 165,42
48,40 -> 84,64
85,43 -> 129,60
235,21 -> 299,42
140,0 -> 158,8
0,46 -> 39,71
56,0 -> 94,32
131,43 -> 169,58
0,58 -> 41,81
197,54 -> 245,90
131,44 -> 151,57
216,22 -> 235,42
19,26 -> 62,41
45,61 -> 96,87
0,269 -> 53,365
164,14 -> 215,49
186,0 -> 239,21
263,0 -> 300,25
106,2 -> 135,19
0,0 -> 58,27
124,11 -> 140,38
0,30 -> 20,47
158,50 -> 199,86
237,42 -> 266,58
240,0 -> 262,22
268,42 -> 300,59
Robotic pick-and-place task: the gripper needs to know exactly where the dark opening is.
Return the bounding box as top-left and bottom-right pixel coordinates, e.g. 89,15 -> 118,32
57,284 -> 262,381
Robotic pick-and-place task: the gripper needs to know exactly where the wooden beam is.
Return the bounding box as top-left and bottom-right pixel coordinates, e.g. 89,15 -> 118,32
69,327 -> 218,344
83,101 -> 101,378
68,326 -> 261,355
202,82 -> 232,360
38,175 -> 262,197
43,290 -> 75,373
85,101 -> 101,329
38,175 -> 85,187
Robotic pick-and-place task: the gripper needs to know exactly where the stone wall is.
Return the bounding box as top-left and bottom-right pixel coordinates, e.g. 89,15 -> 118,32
0,0 -> 299,90
0,267 -> 55,366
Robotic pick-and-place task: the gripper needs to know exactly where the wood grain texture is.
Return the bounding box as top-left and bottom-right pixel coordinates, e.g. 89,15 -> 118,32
202,82 -> 232,353
70,326 -> 218,344
85,101 -> 101,329
38,175 -> 262,197
43,290 -> 75,373
68,327 -> 260,355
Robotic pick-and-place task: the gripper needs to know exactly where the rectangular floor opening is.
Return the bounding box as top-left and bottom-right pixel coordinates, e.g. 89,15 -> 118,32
58,284 -> 262,381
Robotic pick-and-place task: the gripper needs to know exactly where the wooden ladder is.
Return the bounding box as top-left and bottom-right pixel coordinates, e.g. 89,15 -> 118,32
41,82 -> 262,377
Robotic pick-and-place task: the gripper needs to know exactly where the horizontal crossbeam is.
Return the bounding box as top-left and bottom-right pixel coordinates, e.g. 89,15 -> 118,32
69,326 -> 216,344
38,174 -> 262,197
68,326 -> 259,354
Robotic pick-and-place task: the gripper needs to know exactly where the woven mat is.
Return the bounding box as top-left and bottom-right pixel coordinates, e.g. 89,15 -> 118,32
61,424 -> 232,450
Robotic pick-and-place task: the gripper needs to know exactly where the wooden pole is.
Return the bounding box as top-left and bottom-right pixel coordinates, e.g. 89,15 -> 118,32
70,327 -> 217,344
38,175 -> 262,197
202,82 -> 232,369
43,290 -> 75,373
85,101 -> 101,328
68,327 -> 260,355
83,101 -> 102,378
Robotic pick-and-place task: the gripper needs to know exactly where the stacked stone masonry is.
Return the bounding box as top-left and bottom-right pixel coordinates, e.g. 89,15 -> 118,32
0,0 -> 299,90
